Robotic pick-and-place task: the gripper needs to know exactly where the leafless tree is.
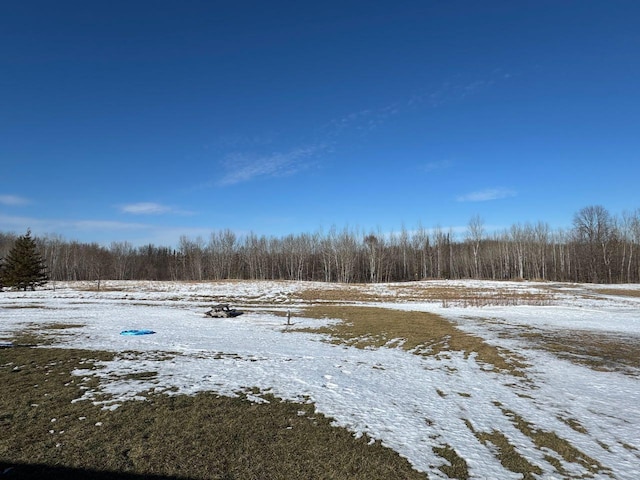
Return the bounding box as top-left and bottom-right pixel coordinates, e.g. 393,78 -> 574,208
5,204 -> 639,286
466,215 -> 484,279
573,205 -> 613,282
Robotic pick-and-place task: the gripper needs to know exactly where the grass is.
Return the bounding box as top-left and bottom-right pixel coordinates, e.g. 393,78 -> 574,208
299,305 -> 528,375
521,330 -> 640,376
294,283 -> 554,307
3,280 -> 636,479
296,285 -> 386,304
497,407 -> 610,478
464,419 -> 542,480
387,284 -> 553,307
594,288 -> 640,298
1,338 -> 427,480
295,304 -> 625,479
431,445 -> 469,480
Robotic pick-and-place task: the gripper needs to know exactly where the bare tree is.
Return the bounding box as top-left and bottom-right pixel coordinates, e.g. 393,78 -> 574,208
621,210 -> 640,282
110,241 -> 134,280
573,205 -> 613,282
4,203 -> 639,285
466,215 -> 484,279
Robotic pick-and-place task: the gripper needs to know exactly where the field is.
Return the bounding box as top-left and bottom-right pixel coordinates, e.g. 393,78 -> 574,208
1,280 -> 639,479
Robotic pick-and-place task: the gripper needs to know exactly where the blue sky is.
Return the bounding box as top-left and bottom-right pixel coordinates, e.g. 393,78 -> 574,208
2,1 -> 639,246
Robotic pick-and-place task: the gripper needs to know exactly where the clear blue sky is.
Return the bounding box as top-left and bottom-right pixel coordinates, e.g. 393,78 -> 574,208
2,1 -> 639,246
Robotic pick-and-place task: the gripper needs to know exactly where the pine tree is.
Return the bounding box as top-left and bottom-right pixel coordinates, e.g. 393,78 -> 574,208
1,230 -> 48,291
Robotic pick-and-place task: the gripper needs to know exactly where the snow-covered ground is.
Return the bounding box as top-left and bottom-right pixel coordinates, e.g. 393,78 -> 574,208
1,280 -> 639,479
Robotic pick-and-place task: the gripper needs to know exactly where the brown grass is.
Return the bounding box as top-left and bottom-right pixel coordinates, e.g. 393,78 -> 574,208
432,445 -> 469,479
465,419 -> 542,480
522,330 -> 640,376
388,284 -> 553,307
295,283 -> 554,307
498,407 -> 611,478
593,288 -> 640,298
0,340 -> 426,480
296,285 -> 385,303
1,305 -> 53,309
299,305 -> 528,375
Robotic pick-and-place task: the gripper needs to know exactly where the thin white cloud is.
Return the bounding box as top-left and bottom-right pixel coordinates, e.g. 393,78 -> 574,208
456,188 -> 517,202
121,202 -> 171,215
325,102 -> 401,137
0,194 -> 31,206
0,214 -> 150,231
0,214 -> 211,247
120,202 -> 194,216
217,146 -> 319,186
422,160 -> 453,172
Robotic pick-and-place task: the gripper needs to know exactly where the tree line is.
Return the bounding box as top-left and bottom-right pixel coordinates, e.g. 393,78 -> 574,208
1,205 -> 639,286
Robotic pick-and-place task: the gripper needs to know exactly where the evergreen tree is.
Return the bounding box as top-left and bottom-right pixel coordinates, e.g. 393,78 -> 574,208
1,230 -> 48,291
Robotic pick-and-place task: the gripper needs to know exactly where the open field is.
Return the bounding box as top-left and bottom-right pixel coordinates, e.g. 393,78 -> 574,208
1,280 -> 639,479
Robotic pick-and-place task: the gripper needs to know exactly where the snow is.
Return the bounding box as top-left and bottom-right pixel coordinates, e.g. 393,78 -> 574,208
2,280 -> 639,479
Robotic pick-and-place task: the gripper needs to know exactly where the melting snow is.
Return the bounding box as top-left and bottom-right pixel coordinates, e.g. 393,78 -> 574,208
1,280 -> 639,479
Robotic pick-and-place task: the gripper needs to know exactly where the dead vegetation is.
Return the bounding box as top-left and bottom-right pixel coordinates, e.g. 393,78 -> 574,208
297,283 -> 639,377
299,305 -> 528,376
3,280 -> 637,479
496,405 -> 610,478
295,285 -> 387,303
0,340 -> 426,480
592,288 -> 640,298
295,282 -> 555,307
432,444 -> 469,479
521,330 -> 640,376
465,419 -> 542,480
387,284 -> 554,307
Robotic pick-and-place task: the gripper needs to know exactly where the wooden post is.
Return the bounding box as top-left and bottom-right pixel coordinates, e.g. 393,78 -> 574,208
286,309 -> 291,325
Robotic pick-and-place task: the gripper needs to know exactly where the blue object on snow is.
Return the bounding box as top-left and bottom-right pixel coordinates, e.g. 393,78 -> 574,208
120,329 -> 156,336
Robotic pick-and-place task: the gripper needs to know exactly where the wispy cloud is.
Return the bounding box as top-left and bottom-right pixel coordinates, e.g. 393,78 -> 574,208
324,70 -> 513,143
217,146 -> 320,186
0,214 -> 211,247
422,160 -> 453,172
0,194 -> 31,206
323,102 -> 403,141
120,202 -> 194,216
0,214 -> 149,231
456,188 -> 517,202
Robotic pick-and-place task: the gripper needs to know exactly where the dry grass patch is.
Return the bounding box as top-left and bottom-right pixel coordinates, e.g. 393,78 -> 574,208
1,305 -> 54,310
593,288 -> 640,298
522,330 -> 640,376
38,323 -> 85,330
1,338 -> 426,480
300,305 -> 528,375
296,285 -> 385,303
296,282 -> 555,307
557,416 -> 588,434
432,444 -> 469,479
499,407 -> 611,478
464,420 -> 542,480
4,323 -> 85,347
390,284 -> 554,307
77,284 -> 127,292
